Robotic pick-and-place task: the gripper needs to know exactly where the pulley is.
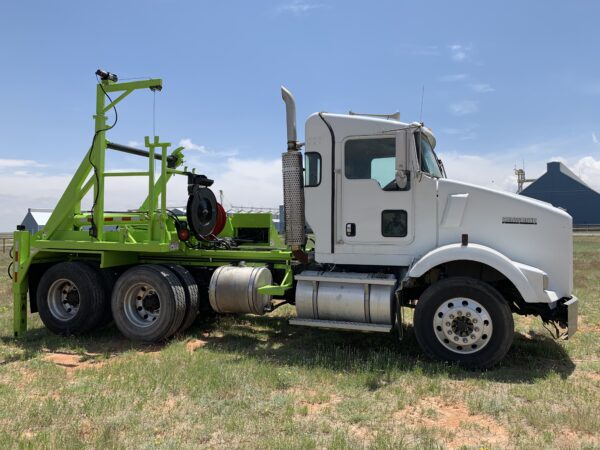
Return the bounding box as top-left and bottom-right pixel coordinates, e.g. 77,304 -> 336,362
186,186 -> 217,239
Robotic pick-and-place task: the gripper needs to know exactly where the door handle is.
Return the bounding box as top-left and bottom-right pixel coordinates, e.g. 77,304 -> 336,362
346,223 -> 356,237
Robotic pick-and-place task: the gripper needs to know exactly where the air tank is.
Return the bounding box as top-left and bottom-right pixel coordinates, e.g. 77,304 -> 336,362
208,266 -> 273,315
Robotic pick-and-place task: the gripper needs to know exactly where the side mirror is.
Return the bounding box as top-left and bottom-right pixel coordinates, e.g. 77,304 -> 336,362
395,129 -> 411,189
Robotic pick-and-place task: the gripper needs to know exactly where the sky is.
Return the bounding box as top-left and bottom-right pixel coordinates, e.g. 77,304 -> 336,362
1,0 -> 599,231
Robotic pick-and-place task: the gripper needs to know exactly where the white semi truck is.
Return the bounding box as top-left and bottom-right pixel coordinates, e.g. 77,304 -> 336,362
280,87 -> 578,368
12,74 -> 578,370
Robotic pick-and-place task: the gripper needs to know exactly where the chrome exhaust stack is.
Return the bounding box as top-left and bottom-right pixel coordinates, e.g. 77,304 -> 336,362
281,86 -> 306,253
282,86 -> 299,151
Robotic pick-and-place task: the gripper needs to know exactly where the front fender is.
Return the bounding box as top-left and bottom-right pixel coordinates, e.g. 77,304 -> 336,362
407,243 -> 556,303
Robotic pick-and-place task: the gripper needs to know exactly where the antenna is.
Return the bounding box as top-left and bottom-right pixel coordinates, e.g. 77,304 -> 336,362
419,85 -> 425,123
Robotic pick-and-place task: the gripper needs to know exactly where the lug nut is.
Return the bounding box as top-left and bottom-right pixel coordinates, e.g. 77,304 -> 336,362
445,322 -> 451,327
454,337 -> 459,341
472,319 -> 478,324
474,327 -> 479,332
466,312 -> 471,317
457,311 -> 462,316
463,338 -> 468,343
471,334 -> 476,339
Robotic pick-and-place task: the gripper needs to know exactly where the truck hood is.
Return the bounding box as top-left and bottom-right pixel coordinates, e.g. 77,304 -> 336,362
436,178 -> 573,297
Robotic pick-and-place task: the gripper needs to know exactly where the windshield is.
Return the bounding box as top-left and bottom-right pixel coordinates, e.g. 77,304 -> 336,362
415,132 -> 443,178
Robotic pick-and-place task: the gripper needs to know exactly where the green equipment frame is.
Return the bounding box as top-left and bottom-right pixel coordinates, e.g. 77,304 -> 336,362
11,76 -> 295,337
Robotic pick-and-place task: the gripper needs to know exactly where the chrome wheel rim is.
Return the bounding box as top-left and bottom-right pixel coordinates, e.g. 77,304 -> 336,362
47,278 -> 80,321
433,298 -> 493,354
123,282 -> 160,328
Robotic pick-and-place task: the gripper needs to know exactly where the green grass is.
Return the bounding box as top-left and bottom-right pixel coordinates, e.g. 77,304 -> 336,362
0,237 -> 599,449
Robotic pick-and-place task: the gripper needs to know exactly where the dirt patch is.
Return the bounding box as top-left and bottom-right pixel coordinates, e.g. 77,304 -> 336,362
581,371 -> 600,382
554,427 -> 600,448
287,388 -> 342,415
394,396 -> 509,449
43,351 -> 106,373
186,338 -> 208,353
349,423 -> 374,442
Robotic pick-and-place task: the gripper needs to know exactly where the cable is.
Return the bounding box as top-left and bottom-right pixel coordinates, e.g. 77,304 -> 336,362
88,75 -> 118,238
153,89 -> 156,138
7,244 -> 14,280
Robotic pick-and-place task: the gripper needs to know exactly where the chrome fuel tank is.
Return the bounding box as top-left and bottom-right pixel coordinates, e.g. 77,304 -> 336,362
295,271 -> 397,325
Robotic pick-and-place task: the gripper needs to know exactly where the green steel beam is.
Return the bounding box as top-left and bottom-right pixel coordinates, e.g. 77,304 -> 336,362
103,89 -> 133,113
102,79 -> 162,93
12,231 -> 31,337
104,172 -> 149,177
258,266 -> 294,296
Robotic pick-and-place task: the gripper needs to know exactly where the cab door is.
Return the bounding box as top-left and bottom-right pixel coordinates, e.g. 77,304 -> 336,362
336,129 -> 416,258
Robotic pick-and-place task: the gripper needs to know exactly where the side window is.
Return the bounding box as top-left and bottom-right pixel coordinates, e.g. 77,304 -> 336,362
381,210 -> 407,237
345,138 -> 409,191
304,152 -> 321,187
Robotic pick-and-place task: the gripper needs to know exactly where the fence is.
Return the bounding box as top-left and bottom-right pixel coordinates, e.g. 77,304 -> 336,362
573,224 -> 600,232
1,234 -> 13,253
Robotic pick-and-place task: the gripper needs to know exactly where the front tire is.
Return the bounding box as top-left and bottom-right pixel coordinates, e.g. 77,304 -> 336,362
413,277 -> 514,369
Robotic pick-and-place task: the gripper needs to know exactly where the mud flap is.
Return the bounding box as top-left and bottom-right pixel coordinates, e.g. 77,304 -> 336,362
564,296 -> 578,339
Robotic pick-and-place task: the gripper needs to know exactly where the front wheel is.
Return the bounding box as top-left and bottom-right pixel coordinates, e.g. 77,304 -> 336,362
413,277 -> 514,369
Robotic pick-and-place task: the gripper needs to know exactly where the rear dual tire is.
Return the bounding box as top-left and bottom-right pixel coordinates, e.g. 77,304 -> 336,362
36,262 -> 107,335
111,265 -> 187,342
161,264 -> 200,333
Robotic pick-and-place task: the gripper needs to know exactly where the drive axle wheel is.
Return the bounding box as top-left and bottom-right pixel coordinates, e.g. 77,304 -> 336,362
111,265 -> 186,342
37,262 -> 106,335
413,277 -> 514,369
161,264 -> 200,333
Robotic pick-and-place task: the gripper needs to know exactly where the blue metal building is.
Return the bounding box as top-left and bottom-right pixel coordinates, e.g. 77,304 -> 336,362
520,161 -> 600,225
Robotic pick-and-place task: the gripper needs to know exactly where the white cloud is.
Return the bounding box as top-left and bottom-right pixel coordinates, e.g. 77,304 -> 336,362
442,126 -> 477,141
211,158 -> 282,209
0,159 -> 46,168
449,100 -> 478,116
470,83 -> 495,93
592,132 -> 599,145
438,152 -> 517,192
570,156 -> 600,190
179,138 -> 208,154
0,156 -> 283,231
449,44 -> 472,62
440,74 -> 469,82
438,153 -> 600,194
178,138 -> 237,157
2,148 -> 600,232
277,1 -> 324,15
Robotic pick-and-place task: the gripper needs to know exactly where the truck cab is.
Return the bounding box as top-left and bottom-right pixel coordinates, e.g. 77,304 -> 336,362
293,110 -> 578,367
